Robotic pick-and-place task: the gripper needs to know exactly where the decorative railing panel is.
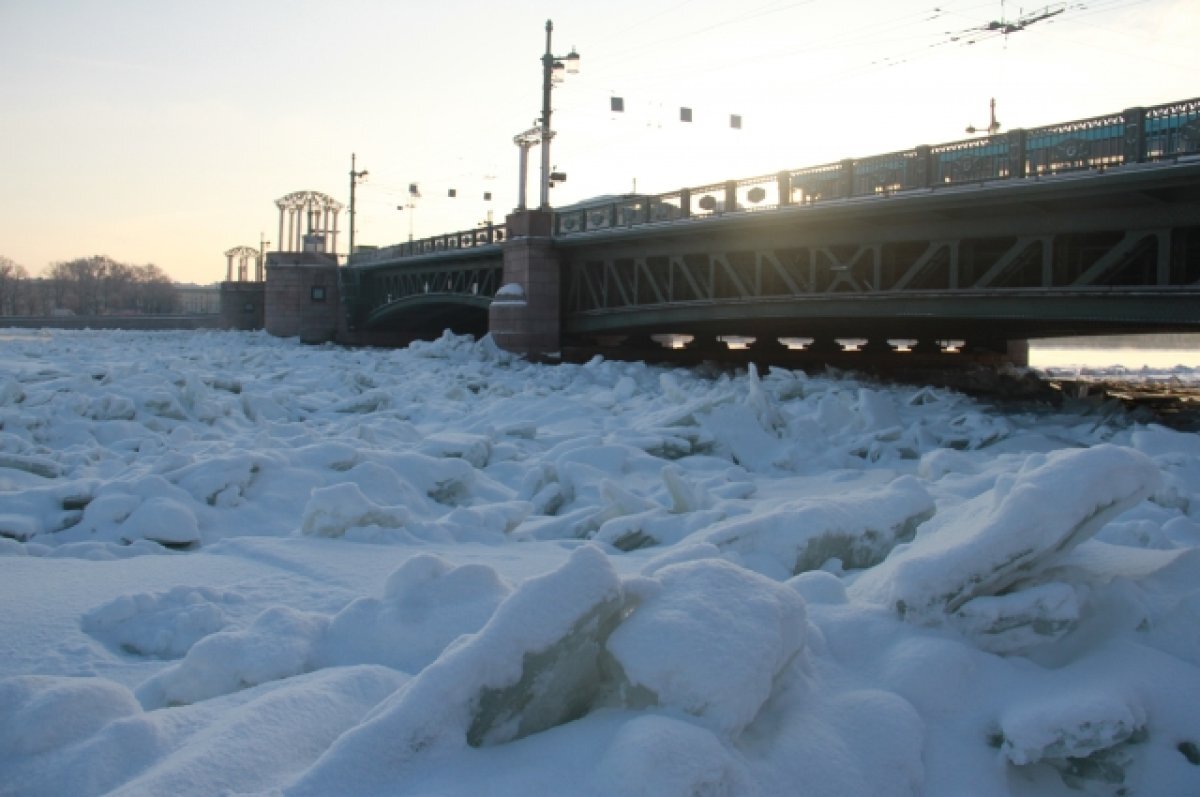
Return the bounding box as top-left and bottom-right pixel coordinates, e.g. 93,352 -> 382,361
689,182 -> 728,218
1145,98 -> 1200,160
789,162 -> 848,203
1025,112 -> 1126,175
853,149 -> 922,194
932,136 -> 1011,184
735,173 -> 782,212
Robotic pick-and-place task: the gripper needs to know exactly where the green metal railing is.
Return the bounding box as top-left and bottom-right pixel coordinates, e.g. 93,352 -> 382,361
555,96 -> 1200,236
349,96 -> 1200,259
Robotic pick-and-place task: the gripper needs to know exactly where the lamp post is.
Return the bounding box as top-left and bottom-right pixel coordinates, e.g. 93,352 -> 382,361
348,153 -> 368,258
966,97 -> 1001,136
537,19 -> 579,210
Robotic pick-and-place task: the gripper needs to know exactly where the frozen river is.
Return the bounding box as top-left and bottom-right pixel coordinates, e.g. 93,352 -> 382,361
1,328 -> 1198,796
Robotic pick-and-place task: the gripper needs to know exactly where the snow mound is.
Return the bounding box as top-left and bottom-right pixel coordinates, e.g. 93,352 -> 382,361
0,667 -> 406,797
136,606 -> 329,708
314,555 -> 513,673
0,675 -> 141,757
606,558 -> 807,736
595,714 -> 753,797
82,585 -> 241,659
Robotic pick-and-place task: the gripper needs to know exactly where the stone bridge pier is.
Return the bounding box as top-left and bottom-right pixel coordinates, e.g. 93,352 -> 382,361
489,210 -> 562,357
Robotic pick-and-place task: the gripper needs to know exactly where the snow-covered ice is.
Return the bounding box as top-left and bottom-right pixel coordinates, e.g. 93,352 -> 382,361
2,328 -> 1199,796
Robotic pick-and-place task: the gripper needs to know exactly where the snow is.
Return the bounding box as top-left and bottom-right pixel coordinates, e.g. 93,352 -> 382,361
1,328 -> 1199,796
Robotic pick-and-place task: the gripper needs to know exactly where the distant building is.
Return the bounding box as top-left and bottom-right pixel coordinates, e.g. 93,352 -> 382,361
176,283 -> 221,314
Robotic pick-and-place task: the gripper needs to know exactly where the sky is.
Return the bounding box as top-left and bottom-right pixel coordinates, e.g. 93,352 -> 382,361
1,0 -> 1197,285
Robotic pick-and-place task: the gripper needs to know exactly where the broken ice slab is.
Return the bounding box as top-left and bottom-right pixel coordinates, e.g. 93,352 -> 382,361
702,476 -> 935,579
849,445 -> 1161,619
951,582 -> 1080,655
997,687 -> 1146,767
286,546 -> 627,794
0,453 -> 61,479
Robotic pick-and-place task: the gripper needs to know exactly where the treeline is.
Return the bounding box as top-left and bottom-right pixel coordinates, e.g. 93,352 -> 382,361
0,255 -> 180,316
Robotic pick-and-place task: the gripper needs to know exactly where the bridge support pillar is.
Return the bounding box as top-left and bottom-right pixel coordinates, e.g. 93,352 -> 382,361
263,252 -> 340,343
490,210 -> 561,358
1006,339 -> 1029,368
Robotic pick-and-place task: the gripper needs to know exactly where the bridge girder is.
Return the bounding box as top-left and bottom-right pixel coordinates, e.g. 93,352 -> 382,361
560,163 -> 1200,345
564,290 -> 1200,343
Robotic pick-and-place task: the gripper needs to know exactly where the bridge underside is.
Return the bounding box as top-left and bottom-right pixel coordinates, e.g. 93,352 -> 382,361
565,290 -> 1200,344
363,295 -> 490,338
560,165 -> 1200,352
346,254 -> 502,339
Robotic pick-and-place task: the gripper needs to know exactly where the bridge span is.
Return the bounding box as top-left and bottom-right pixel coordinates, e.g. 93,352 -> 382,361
335,96 -> 1200,364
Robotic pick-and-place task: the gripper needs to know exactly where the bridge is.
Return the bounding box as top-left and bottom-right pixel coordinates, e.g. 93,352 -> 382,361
338,96 -> 1200,364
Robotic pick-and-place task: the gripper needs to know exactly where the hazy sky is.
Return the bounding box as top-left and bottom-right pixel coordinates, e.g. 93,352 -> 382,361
2,0 -> 1196,284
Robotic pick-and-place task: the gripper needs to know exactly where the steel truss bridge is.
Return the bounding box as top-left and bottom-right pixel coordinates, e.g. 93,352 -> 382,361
343,96 -> 1200,352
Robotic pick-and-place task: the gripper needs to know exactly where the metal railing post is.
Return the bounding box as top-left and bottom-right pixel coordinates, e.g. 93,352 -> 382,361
839,159 -> 855,198
1123,107 -> 1146,164
1006,129 -> 1028,178
913,146 -> 932,188
777,171 -> 793,206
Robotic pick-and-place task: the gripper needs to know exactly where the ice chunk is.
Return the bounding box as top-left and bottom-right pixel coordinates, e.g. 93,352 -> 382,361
606,558 -> 807,736
119,496 -> 200,548
704,476 -> 934,579
0,452 -> 61,479
850,445 -> 1161,618
0,512 -> 39,542
299,482 -> 410,537
745,363 -> 786,431
661,463 -> 712,514
287,546 -> 625,795
951,582 -> 1081,655
699,403 -> 786,472
998,687 -> 1146,765
0,376 -> 24,405
594,507 -> 726,552
418,432 -> 493,468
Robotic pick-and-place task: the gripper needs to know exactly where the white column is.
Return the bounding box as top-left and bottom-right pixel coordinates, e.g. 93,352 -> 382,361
277,207 -> 285,253
331,211 -> 340,256
226,254 -> 233,282
286,209 -> 295,252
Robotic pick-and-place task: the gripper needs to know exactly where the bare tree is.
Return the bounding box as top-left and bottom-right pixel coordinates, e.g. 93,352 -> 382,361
0,255 -> 29,316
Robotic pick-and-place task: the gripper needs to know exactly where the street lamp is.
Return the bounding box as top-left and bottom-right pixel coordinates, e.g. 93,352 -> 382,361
348,153 -> 368,257
537,19 -> 580,210
966,97 -> 1001,136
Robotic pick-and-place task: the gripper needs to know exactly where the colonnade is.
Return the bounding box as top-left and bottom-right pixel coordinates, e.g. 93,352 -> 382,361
275,191 -> 343,254
224,246 -> 264,282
